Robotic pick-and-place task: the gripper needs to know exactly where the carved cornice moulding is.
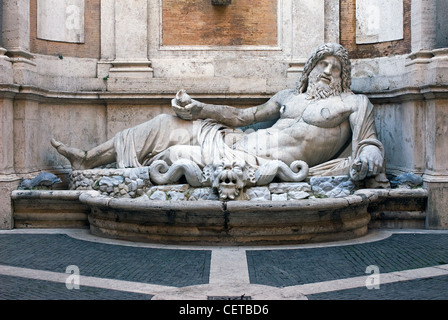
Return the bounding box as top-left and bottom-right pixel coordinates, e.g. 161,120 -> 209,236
0,84 -> 274,105
422,173 -> 448,184
3,48 -> 36,66
406,48 -> 448,67
1,48 -> 448,104
2,83 -> 448,106
357,85 -> 448,103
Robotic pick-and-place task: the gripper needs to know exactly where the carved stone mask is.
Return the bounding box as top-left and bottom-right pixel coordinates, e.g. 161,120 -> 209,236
212,159 -> 245,200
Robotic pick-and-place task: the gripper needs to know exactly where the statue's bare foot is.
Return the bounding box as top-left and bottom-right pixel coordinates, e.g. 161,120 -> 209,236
51,139 -> 87,170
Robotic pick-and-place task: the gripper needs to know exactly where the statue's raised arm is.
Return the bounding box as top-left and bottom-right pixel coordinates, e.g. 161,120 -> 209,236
171,89 -> 283,127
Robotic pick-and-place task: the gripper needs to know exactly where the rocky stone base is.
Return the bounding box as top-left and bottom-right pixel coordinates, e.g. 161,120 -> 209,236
69,167 -> 152,198
69,168 -> 368,201
146,182 -> 315,202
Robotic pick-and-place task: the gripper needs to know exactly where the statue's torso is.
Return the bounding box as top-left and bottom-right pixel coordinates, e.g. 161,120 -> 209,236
234,93 -> 354,166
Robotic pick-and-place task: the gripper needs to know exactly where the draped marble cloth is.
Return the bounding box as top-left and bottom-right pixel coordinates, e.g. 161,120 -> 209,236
112,94 -> 388,183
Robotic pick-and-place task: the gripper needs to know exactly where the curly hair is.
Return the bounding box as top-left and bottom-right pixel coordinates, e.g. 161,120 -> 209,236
297,43 -> 352,94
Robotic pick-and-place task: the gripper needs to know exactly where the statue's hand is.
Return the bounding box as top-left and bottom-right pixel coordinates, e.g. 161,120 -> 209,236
171,90 -> 203,120
171,99 -> 204,121
351,145 -> 383,180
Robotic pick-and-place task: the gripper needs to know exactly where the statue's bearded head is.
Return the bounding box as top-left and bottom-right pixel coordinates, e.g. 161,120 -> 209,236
298,43 -> 352,100
306,56 -> 343,100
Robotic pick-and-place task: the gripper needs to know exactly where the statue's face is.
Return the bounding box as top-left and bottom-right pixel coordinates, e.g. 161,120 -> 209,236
311,56 -> 342,86
307,55 -> 343,99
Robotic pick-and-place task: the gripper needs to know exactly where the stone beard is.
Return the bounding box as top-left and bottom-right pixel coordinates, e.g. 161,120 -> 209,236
305,63 -> 343,100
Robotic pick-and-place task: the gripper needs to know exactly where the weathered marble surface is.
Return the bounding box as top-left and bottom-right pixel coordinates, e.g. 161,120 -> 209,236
310,176 -> 361,198
69,167 -> 151,198
69,167 -> 370,201
52,43 -> 389,201
81,189 -> 373,245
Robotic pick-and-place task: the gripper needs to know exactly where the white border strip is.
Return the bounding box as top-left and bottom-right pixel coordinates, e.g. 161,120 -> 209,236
0,264 -> 174,296
2,263 -> 448,298
284,264 -> 448,296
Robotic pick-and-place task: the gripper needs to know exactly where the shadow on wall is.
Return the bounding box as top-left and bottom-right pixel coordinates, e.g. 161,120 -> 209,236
436,0 -> 448,48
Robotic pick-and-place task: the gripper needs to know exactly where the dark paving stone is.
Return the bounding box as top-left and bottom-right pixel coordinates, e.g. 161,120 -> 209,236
308,274 -> 448,300
247,234 -> 448,287
0,274 -> 153,300
0,234 -> 211,287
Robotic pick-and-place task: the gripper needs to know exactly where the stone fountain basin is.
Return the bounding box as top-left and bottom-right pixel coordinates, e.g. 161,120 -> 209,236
79,189 -> 377,245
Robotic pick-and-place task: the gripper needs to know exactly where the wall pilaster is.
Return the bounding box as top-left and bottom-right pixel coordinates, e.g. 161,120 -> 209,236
99,0 -> 153,84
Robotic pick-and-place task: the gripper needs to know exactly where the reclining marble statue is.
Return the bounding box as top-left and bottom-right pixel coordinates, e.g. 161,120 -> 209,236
51,43 -> 389,199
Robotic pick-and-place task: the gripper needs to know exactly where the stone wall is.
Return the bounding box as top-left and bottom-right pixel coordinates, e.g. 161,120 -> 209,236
162,0 -> 278,46
340,0 -> 412,59
29,0 -> 101,59
1,0 -> 448,230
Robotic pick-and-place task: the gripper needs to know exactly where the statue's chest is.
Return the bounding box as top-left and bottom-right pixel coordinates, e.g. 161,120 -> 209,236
299,98 -> 352,128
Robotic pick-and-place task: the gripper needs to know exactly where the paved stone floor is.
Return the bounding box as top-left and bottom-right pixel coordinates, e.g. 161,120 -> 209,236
1,228 -> 448,301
